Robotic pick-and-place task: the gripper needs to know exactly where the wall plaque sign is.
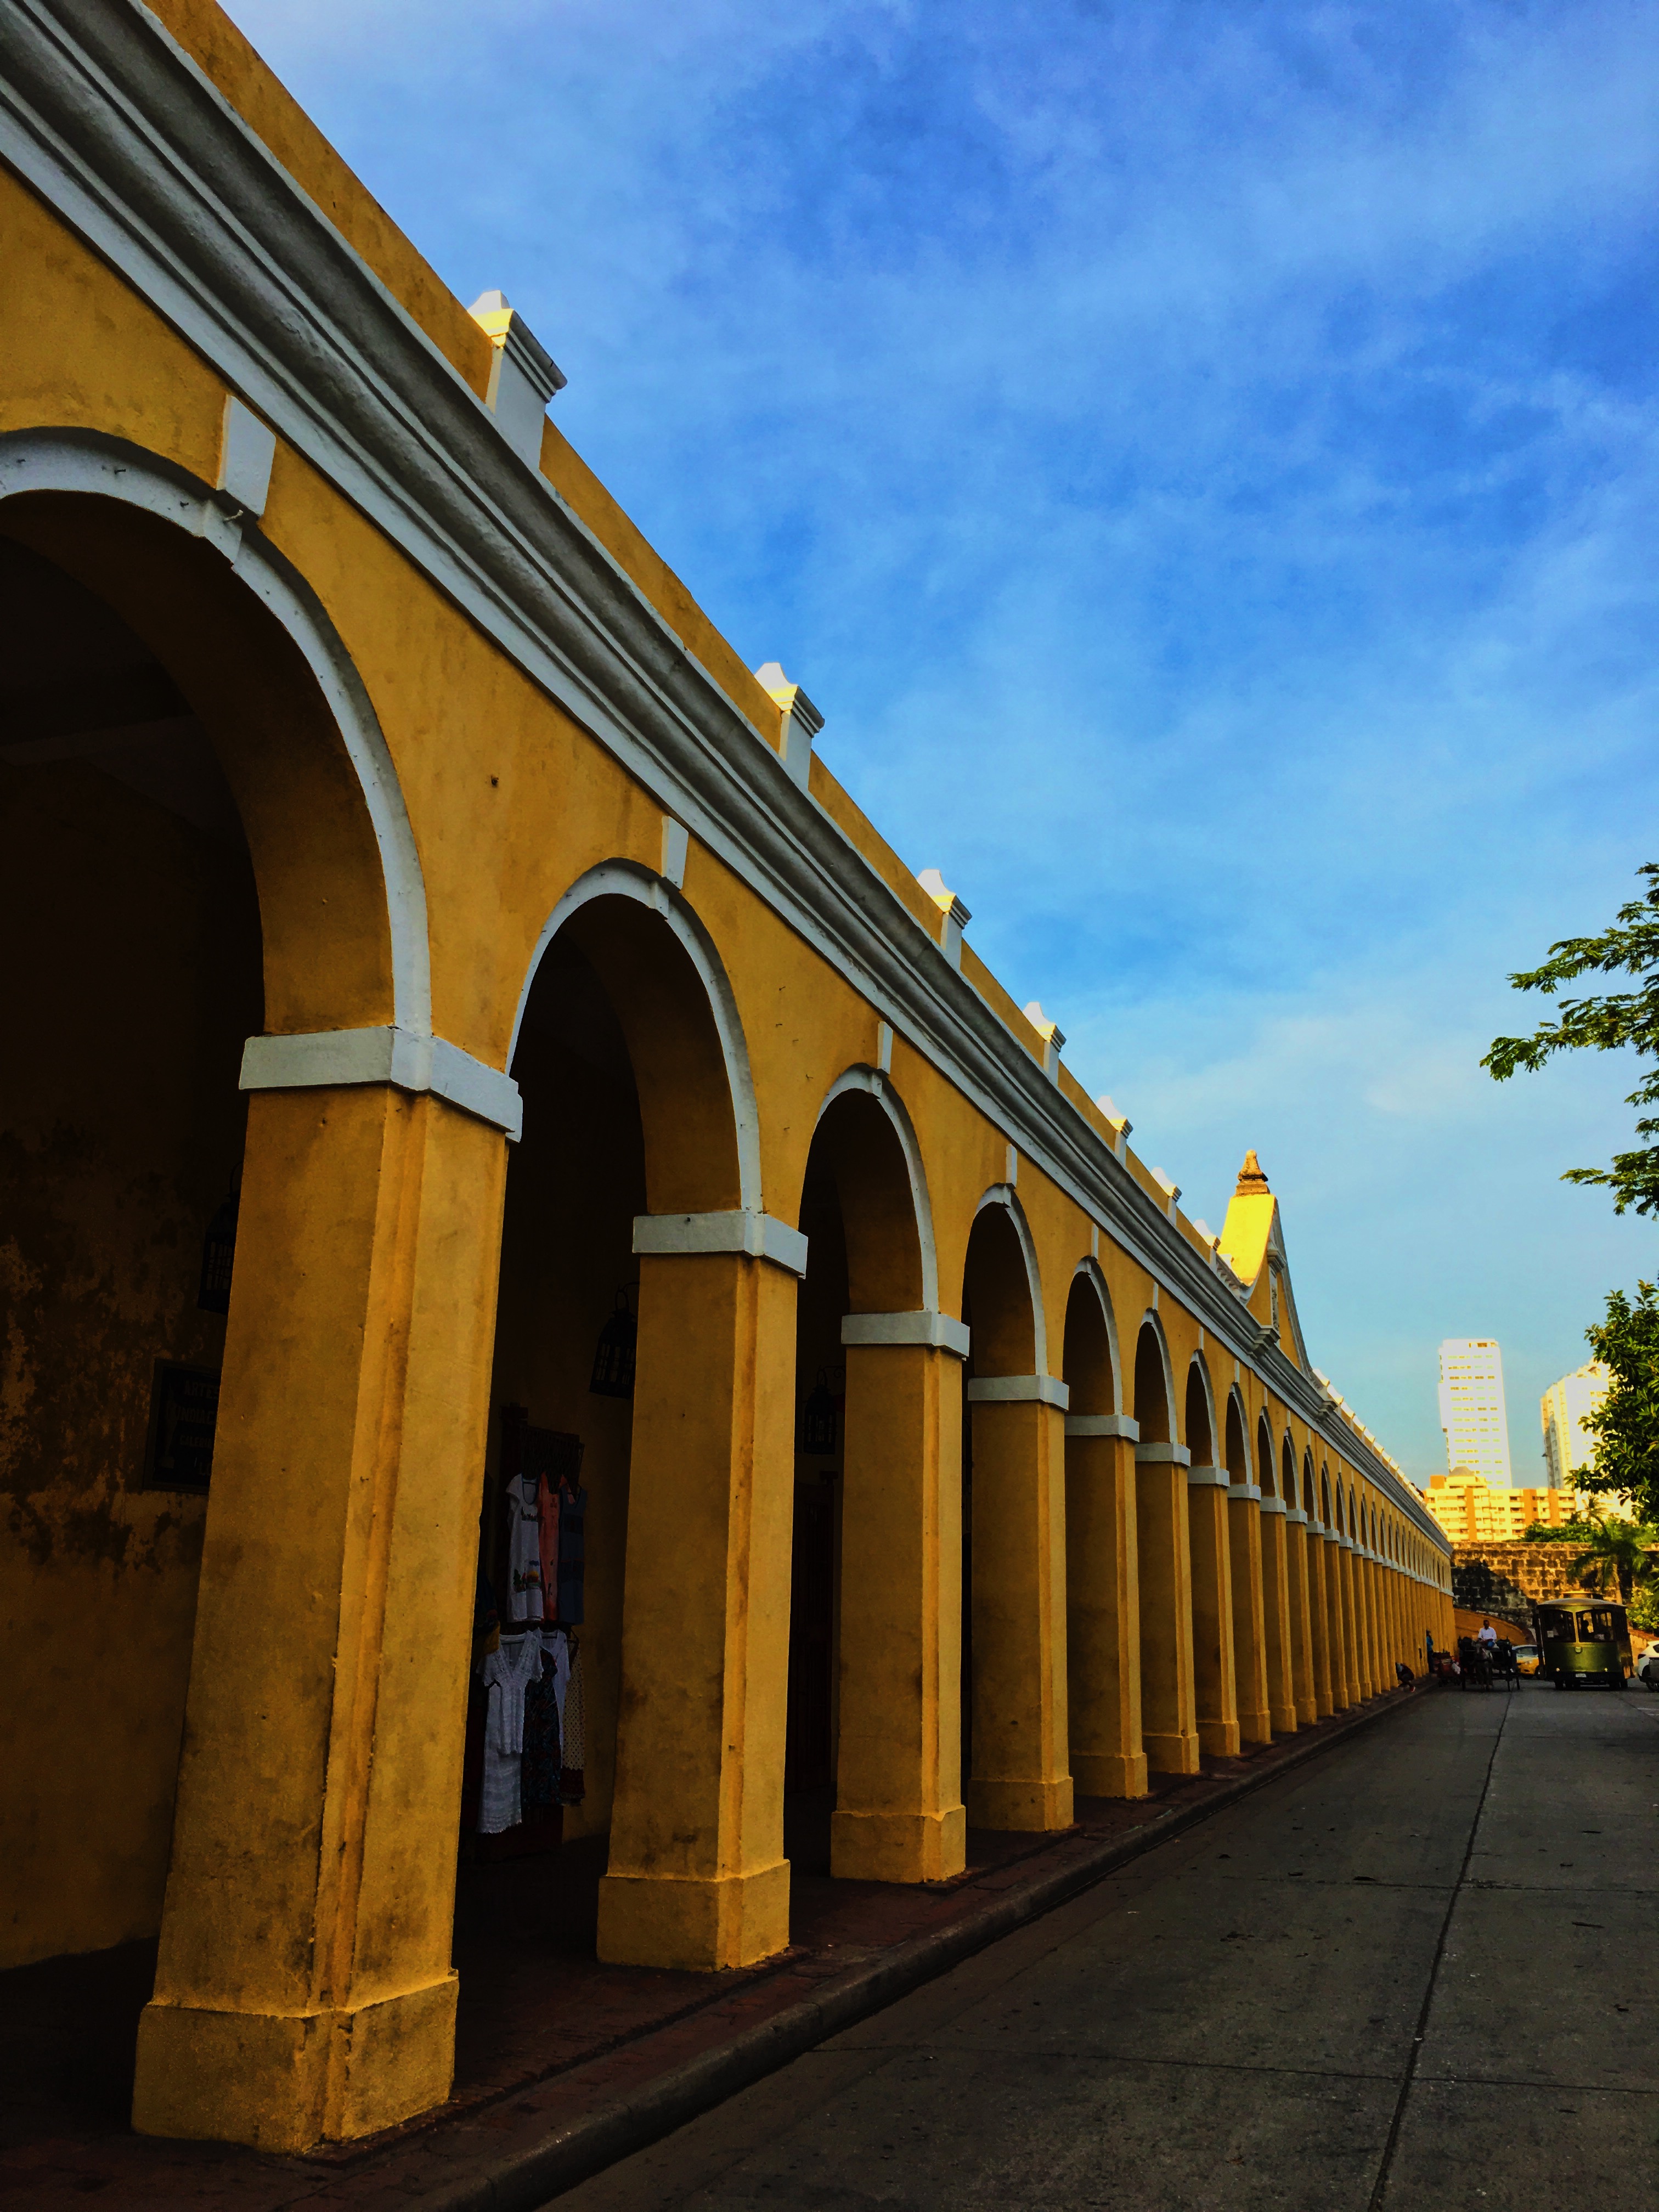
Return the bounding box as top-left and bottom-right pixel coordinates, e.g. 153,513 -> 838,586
144,1361 -> 221,1491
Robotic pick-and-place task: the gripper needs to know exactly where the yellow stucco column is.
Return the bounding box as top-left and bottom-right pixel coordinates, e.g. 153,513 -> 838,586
1337,1542 -> 1363,1703
1304,1525 -> 1331,1715
1322,1532 -> 1350,1710
1349,1547 -> 1370,1698
831,1329 -> 967,1882
1365,1557 -> 1385,1690
1187,1466 -> 1239,1758
1282,1508 -> 1313,1723
1257,1499 -> 1299,1734
1355,1549 -> 1378,1699
1064,1417 -> 1148,1799
132,1084 -> 509,2153
963,1383 -> 1072,1831
1226,1485 -> 1273,1746
597,1237 -> 798,1970
1136,1443 -> 1199,1775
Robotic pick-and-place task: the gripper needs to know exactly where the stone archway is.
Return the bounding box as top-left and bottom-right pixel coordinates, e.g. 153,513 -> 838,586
960,1191 -> 1070,1832
792,1071 -> 963,1884
1062,1265 -> 1145,1798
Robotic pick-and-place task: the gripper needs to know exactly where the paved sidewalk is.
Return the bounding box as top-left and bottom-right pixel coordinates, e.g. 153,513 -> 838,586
0,1691 -> 1415,2209
554,1682 -> 1659,2212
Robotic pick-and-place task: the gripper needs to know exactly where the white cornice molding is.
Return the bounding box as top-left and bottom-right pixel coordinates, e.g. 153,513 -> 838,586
240,1027 -> 522,1137
966,1374 -> 1070,1410
0,0 -> 1446,1557
841,1310 -> 970,1358
1063,1413 -> 1140,1441
633,1210 -> 809,1277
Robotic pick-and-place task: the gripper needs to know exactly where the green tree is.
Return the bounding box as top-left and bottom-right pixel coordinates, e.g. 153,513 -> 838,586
1482,861 -> 1659,1216
1521,1502 -> 1659,1607
1575,1282 -> 1659,1522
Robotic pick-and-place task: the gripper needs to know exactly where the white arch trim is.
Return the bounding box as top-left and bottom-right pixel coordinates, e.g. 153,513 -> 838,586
1227,1385 -> 1256,1488
1285,1431 -> 1305,1513
816,1065 -> 940,1313
0,430 -> 431,1036
1183,1348 -> 1219,1460
511,859 -> 763,1214
971,1183 -> 1049,1375
1067,1257 -> 1124,1415
1133,1306 -> 1177,1435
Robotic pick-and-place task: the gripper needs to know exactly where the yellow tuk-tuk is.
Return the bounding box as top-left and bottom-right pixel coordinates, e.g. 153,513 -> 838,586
1533,1601 -> 1633,1689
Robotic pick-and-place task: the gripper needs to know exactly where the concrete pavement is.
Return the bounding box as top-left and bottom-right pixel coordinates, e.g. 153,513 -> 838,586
551,1684 -> 1658,2210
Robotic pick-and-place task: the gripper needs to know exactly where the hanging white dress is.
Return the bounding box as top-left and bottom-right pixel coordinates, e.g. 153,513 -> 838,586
504,1472 -> 545,1622
477,1630 -> 542,1834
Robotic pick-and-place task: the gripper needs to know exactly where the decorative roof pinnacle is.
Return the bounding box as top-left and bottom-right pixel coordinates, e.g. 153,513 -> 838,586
1234,1149 -> 1271,1197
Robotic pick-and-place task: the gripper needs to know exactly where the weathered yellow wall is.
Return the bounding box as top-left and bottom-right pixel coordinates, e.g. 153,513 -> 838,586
0,752 -> 261,1967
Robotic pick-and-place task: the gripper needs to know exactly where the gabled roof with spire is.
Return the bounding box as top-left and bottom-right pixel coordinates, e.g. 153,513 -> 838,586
1218,1150 -> 1311,1370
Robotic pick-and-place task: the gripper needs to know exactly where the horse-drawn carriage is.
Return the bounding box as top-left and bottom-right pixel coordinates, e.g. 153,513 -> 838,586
1454,1635 -> 1520,1690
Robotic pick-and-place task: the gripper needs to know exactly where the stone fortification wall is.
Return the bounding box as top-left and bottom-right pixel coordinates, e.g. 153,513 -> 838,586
1452,1544 -> 1585,1618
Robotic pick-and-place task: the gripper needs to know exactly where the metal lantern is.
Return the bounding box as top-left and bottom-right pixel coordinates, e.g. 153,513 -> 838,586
801,1368 -> 838,1454
589,1288 -> 637,1399
197,1187 -> 239,1314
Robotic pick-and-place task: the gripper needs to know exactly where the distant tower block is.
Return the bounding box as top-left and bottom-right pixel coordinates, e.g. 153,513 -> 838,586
1437,1339 -> 1513,1487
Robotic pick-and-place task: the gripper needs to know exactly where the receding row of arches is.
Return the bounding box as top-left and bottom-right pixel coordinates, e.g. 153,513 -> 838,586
1,447 -> 1450,2154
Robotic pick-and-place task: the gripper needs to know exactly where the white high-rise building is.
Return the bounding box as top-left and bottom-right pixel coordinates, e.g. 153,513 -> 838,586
1438,1339 -> 1513,1486
1541,1362 -> 1611,1495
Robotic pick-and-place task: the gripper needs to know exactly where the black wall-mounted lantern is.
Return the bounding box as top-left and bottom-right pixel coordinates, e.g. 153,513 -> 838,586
589,1288 -> 637,1399
802,1368 -> 838,1454
198,1186 -> 239,1314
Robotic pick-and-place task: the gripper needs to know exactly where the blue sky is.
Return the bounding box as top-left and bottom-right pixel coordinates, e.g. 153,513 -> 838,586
223,0 -> 1659,1482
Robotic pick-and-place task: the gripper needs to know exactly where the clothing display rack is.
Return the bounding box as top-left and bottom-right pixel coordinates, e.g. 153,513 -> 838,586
461,1404 -> 589,1860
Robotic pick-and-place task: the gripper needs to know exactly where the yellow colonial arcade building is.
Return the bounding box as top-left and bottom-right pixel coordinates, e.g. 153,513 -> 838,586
0,0 -> 1454,2157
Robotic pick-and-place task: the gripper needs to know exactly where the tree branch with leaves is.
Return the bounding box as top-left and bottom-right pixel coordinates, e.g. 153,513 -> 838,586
1483,862 -> 1659,1216
1521,1500 -> 1659,1607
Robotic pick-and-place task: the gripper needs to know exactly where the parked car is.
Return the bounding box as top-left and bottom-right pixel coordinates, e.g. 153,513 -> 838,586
1512,1643 -> 1541,1677
1637,1646 -> 1659,1691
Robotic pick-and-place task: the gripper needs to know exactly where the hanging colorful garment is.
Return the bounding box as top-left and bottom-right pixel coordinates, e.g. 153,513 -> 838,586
555,1483 -> 587,1626
520,1633 -> 563,1820
546,1623 -> 572,1720
559,1639 -> 586,1805
477,1630 -> 541,1833
504,1472 -> 545,1622
537,1475 -> 561,1623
